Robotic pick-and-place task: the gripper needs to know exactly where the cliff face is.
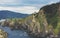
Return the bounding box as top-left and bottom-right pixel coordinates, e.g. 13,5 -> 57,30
40,3 -> 60,29
40,2 -> 60,34
37,2 -> 60,38
0,2 -> 60,38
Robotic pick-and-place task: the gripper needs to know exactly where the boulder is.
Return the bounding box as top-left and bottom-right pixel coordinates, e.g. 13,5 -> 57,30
0,29 -> 7,38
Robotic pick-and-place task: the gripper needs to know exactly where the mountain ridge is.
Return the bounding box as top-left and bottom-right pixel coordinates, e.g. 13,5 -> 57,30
0,2 -> 60,38
0,10 -> 29,19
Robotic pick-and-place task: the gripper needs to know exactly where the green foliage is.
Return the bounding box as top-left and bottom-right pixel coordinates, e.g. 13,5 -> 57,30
2,2 -> 60,36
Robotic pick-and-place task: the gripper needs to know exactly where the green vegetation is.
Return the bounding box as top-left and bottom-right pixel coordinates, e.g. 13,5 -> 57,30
0,2 -> 60,38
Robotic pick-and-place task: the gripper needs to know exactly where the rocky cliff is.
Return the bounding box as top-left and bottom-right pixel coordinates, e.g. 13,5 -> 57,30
0,2 -> 60,38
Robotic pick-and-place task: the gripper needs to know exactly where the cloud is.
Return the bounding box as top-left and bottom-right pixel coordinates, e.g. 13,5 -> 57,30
48,0 -> 59,4
0,0 -> 59,6
0,0 -> 23,6
0,0 -> 59,14
0,0 -> 15,4
0,6 -> 39,14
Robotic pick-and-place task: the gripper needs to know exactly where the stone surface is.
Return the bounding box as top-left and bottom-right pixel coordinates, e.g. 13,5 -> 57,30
0,2 -> 60,38
0,29 -> 7,38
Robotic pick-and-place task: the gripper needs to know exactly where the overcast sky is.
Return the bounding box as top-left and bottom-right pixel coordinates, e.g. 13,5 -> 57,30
0,0 -> 59,14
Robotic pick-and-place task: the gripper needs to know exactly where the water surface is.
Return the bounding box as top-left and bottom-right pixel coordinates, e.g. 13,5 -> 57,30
0,26 -> 30,38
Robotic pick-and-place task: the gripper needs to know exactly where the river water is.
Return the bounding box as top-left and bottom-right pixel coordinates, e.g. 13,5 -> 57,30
0,26 -> 30,38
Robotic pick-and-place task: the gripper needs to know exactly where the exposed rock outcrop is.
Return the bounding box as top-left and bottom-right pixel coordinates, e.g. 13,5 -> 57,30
0,29 -> 7,38
0,2 -> 60,38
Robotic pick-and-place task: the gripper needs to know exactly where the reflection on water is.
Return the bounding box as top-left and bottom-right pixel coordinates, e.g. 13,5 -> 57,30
0,26 -> 30,38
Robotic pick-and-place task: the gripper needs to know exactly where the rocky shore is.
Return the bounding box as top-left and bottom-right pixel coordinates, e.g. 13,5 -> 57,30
0,2 -> 60,38
0,29 -> 7,38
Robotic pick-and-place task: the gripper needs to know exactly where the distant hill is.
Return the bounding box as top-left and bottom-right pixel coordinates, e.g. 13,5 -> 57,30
0,2 -> 60,38
0,10 -> 29,19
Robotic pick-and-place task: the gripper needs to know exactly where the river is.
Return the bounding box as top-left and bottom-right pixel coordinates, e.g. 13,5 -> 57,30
0,25 -> 30,38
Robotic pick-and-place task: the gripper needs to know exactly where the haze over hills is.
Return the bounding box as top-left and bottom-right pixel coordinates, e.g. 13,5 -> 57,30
0,10 -> 29,19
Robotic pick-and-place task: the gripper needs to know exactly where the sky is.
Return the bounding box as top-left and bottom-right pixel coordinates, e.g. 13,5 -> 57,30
0,0 -> 60,14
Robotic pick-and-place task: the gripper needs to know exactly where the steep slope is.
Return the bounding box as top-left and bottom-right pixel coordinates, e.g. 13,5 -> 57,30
0,2 -> 60,38
40,2 -> 60,34
36,2 -> 60,38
